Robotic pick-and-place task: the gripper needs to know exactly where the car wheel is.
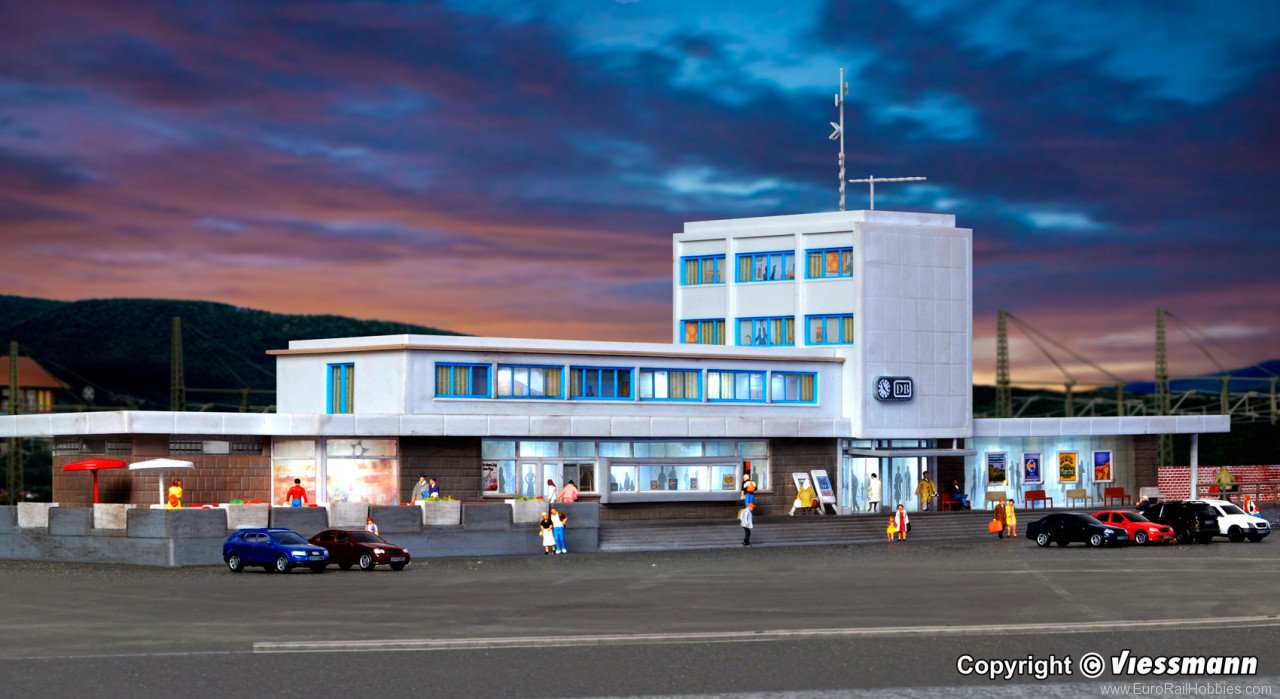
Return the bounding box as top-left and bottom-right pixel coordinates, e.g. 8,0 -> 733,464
1228,526 -> 1244,543
1247,533 -> 1264,542
1034,533 -> 1050,547
1088,533 -> 1104,548
226,554 -> 244,573
1175,528 -> 1191,544
338,562 -> 352,571
1134,530 -> 1148,545
1197,535 -> 1214,545
275,555 -> 292,573
1056,539 -> 1069,547
310,564 -> 326,574
390,562 -> 407,571
359,553 -> 375,571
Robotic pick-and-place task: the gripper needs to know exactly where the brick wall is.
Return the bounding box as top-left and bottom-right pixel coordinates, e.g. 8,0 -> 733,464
1132,435 -> 1159,489
1158,465 -> 1280,500
399,437 -> 482,502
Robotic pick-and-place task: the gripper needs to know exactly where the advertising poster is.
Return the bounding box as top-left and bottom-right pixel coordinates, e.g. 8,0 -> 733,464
1058,451 -> 1078,483
986,452 -> 1008,484
1022,452 -> 1042,484
1093,450 -> 1113,482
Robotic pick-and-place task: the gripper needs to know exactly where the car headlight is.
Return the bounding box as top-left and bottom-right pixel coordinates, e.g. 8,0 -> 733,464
291,551 -> 307,557
373,548 -> 386,555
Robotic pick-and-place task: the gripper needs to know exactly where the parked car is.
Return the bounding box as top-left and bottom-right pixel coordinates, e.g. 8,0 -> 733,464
1092,510 -> 1175,545
1027,513 -> 1129,548
1143,500 -> 1221,544
1198,499 -> 1270,542
309,529 -> 411,571
223,528 -> 329,573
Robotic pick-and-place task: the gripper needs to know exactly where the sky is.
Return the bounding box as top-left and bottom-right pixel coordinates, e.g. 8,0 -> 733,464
1,0 -> 1278,386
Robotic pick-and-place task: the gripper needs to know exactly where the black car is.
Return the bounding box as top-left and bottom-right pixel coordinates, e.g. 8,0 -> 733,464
1143,501 -> 1221,544
1027,513 -> 1129,548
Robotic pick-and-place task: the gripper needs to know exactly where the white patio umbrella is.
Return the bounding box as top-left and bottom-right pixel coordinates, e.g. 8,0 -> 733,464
129,458 -> 196,507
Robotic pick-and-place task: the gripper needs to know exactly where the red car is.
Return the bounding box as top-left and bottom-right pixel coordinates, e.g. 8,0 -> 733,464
309,529 -> 411,571
1092,510 -> 1175,545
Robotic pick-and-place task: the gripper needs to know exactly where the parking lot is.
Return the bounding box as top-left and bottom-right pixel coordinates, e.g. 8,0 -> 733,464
0,537 -> 1277,697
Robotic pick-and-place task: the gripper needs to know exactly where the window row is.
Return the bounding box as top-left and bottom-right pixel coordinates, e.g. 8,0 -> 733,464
436,363 -> 818,404
679,247 -> 853,285
682,314 -> 853,346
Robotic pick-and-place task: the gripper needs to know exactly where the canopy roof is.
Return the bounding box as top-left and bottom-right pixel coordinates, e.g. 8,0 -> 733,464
62,458 -> 127,472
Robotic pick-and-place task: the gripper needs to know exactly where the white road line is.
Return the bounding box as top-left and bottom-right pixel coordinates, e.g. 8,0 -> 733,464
253,614 -> 1280,654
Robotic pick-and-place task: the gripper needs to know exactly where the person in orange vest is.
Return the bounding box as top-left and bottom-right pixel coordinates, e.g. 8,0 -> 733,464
286,478 -> 309,507
166,478 -> 183,509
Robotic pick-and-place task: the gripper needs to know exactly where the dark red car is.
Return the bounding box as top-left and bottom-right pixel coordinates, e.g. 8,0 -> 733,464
308,529 -> 411,571
1092,510 -> 1175,545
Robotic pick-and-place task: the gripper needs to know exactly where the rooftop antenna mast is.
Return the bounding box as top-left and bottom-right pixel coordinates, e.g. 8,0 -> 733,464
848,175 -> 927,210
829,68 -> 849,211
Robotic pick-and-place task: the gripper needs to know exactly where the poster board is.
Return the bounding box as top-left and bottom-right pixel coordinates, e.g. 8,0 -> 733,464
986,452 -> 1008,484
1022,452 -> 1043,484
810,469 -> 837,514
1092,451 -> 1113,482
1058,451 -> 1078,483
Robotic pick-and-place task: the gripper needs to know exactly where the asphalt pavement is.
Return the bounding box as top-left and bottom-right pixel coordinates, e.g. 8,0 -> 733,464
0,536 -> 1277,697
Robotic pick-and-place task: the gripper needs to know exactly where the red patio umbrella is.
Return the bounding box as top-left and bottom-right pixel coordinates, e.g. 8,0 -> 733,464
62,458 -> 128,504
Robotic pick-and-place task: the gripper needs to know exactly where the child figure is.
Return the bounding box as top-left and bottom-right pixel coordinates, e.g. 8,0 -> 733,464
538,512 -> 555,555
886,515 -> 898,541
1004,499 -> 1017,538
365,516 -> 379,537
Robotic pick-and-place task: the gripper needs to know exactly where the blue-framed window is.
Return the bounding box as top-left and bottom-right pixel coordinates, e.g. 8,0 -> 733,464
638,369 -> 702,401
569,367 -> 633,400
805,247 -> 853,279
681,319 -> 725,345
435,363 -> 490,397
770,372 -> 817,403
680,255 -> 725,285
706,370 -> 766,402
496,364 -> 564,399
736,251 -> 795,282
806,314 -> 854,345
326,363 -> 354,414
737,316 -> 795,346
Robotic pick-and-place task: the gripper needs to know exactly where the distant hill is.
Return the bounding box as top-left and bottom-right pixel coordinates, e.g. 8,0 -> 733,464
1125,360 -> 1280,394
0,295 -> 462,411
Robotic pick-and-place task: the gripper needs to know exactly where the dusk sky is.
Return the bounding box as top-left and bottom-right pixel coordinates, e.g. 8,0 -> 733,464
1,1 -> 1277,386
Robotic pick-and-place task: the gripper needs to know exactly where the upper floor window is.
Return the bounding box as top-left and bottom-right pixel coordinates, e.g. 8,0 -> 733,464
737,316 -> 795,347
707,370 -> 765,402
806,247 -> 852,278
806,314 -> 854,345
770,372 -> 817,403
681,319 -> 725,345
496,365 -> 563,399
638,369 -> 701,401
680,255 -> 725,285
327,363 -> 354,414
435,363 -> 490,398
736,251 -> 795,282
569,367 -> 632,400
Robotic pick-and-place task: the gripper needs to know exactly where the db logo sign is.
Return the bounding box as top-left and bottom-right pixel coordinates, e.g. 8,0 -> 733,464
875,377 -> 913,402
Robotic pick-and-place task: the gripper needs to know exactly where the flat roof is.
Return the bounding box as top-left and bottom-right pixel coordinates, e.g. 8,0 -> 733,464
678,209 -> 959,241
972,415 -> 1231,437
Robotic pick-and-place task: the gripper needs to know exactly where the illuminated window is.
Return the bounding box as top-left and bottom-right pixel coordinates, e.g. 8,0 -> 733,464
680,255 -> 725,285
327,363 -> 353,414
806,247 -> 853,279
736,251 -> 795,282
681,319 -> 725,345
806,314 -> 854,345
737,316 -> 795,346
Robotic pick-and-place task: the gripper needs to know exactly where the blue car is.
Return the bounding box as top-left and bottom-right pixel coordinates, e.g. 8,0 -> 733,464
223,528 -> 329,574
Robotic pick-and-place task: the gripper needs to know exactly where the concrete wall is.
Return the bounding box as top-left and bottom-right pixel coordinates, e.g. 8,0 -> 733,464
966,435 -> 1137,505
277,350 -> 407,415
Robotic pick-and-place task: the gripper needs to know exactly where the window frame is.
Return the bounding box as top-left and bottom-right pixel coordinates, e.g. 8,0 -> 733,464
679,254 -> 725,286
769,371 -> 818,404
680,318 -> 725,345
735,250 -> 796,283
434,362 -> 492,398
326,363 -> 354,414
495,364 -> 566,400
568,366 -> 635,401
805,313 -> 855,346
805,246 -> 854,279
637,368 -> 703,402
736,315 -> 796,347
705,369 -> 767,403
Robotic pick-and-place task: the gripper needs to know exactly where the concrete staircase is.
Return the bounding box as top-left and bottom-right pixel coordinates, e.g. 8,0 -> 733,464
599,509 -> 1013,552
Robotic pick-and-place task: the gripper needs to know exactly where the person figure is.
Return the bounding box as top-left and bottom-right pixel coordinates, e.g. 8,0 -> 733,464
740,500 -> 754,546
915,472 -> 937,511
867,473 -> 882,513
1244,495 -> 1260,517
993,497 -> 1007,539
166,478 -> 183,509
549,507 -> 568,554
791,477 -> 817,516
1136,495 -> 1152,513
538,512 -> 555,555
365,516 -> 379,537
1214,467 -> 1237,502
427,477 -> 440,499
286,478 -> 308,507
950,479 -> 970,510
894,504 -> 909,541
560,480 -> 579,503
544,478 -> 558,504
410,474 -> 428,503
1004,498 -> 1017,538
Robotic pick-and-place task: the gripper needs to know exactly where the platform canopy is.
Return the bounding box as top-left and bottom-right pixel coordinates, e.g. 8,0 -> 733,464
62,458 -> 127,504
129,459 -> 195,507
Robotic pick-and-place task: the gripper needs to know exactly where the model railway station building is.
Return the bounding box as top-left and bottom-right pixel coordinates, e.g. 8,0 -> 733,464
1,210 -> 1226,517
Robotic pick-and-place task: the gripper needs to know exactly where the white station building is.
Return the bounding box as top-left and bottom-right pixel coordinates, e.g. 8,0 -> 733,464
2,210 -> 1227,518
